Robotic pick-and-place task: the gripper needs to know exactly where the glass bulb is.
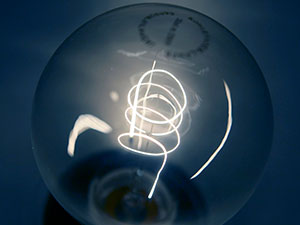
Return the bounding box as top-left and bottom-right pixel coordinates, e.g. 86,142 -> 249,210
32,3 -> 273,225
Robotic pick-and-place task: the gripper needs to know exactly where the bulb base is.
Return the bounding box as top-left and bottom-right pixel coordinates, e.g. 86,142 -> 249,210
88,168 -> 176,225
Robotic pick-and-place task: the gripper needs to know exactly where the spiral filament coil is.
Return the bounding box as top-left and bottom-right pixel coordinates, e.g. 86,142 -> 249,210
118,60 -> 187,199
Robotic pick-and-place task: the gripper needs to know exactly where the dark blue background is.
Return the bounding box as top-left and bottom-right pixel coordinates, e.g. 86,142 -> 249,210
0,1 -> 299,224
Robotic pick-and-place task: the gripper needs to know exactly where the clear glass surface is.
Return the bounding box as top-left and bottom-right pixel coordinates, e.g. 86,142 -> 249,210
32,3 -> 273,225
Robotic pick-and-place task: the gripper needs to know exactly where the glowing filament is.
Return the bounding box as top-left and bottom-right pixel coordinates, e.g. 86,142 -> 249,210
67,62 -> 233,201
118,60 -> 187,199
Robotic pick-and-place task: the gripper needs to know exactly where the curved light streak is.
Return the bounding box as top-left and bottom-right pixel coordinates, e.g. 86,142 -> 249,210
67,114 -> 112,157
190,80 -> 233,180
118,61 -> 187,199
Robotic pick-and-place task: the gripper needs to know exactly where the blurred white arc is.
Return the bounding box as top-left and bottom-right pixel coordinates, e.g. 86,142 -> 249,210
67,114 -> 112,157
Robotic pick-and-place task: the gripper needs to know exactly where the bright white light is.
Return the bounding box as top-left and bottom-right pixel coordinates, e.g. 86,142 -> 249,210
118,60 -> 187,199
110,91 -> 119,102
67,62 -> 233,201
67,114 -> 112,157
190,80 -> 233,179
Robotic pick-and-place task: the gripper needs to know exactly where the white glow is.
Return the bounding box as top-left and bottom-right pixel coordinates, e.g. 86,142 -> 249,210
117,49 -> 147,57
67,114 -> 112,157
118,61 -> 187,199
128,63 -> 187,137
110,91 -> 119,102
67,62 -> 233,200
190,81 -> 233,179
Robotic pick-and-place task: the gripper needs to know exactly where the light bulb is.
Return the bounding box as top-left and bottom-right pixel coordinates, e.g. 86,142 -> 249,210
32,3 -> 273,225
